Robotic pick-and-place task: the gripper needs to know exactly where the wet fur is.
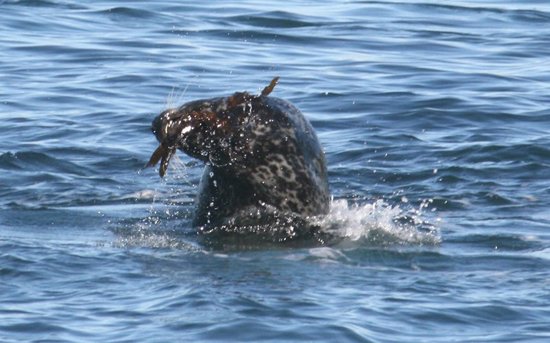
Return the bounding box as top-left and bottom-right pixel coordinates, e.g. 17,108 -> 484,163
149,79 -> 329,229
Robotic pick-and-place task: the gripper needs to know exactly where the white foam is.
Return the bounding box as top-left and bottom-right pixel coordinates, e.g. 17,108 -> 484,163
530,248 -> 550,261
128,189 -> 158,200
310,199 -> 441,246
307,247 -> 351,263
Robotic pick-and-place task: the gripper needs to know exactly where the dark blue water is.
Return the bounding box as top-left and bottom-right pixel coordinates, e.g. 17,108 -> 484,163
2,1 -> 550,341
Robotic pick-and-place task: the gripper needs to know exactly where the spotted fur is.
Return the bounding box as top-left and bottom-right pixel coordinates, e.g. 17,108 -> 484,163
150,82 -> 329,229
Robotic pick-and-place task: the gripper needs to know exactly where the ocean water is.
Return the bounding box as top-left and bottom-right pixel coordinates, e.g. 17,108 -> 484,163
1,0 -> 550,341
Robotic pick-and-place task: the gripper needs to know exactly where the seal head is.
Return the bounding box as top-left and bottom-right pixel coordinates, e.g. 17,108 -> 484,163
147,78 -> 329,230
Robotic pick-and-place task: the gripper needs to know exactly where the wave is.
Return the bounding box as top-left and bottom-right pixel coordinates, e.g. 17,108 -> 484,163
225,11 -> 322,29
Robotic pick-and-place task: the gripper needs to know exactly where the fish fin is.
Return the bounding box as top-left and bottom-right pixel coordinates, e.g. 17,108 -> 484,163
159,147 -> 175,177
261,76 -> 279,97
145,144 -> 167,169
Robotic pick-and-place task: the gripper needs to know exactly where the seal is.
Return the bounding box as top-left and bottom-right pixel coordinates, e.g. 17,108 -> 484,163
146,77 -> 330,230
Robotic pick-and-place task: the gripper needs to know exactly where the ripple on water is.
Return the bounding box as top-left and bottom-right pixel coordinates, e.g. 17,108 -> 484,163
1,0 -> 550,341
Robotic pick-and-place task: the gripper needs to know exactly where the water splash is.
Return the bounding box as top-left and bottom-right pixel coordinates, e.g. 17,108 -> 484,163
114,195 -> 441,250
310,199 -> 441,247
111,201 -> 201,250
114,155 -> 199,250
134,155 -> 441,249
114,218 -> 200,250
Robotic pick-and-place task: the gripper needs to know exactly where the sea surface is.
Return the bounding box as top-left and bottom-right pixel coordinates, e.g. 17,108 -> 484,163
1,0 -> 550,342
